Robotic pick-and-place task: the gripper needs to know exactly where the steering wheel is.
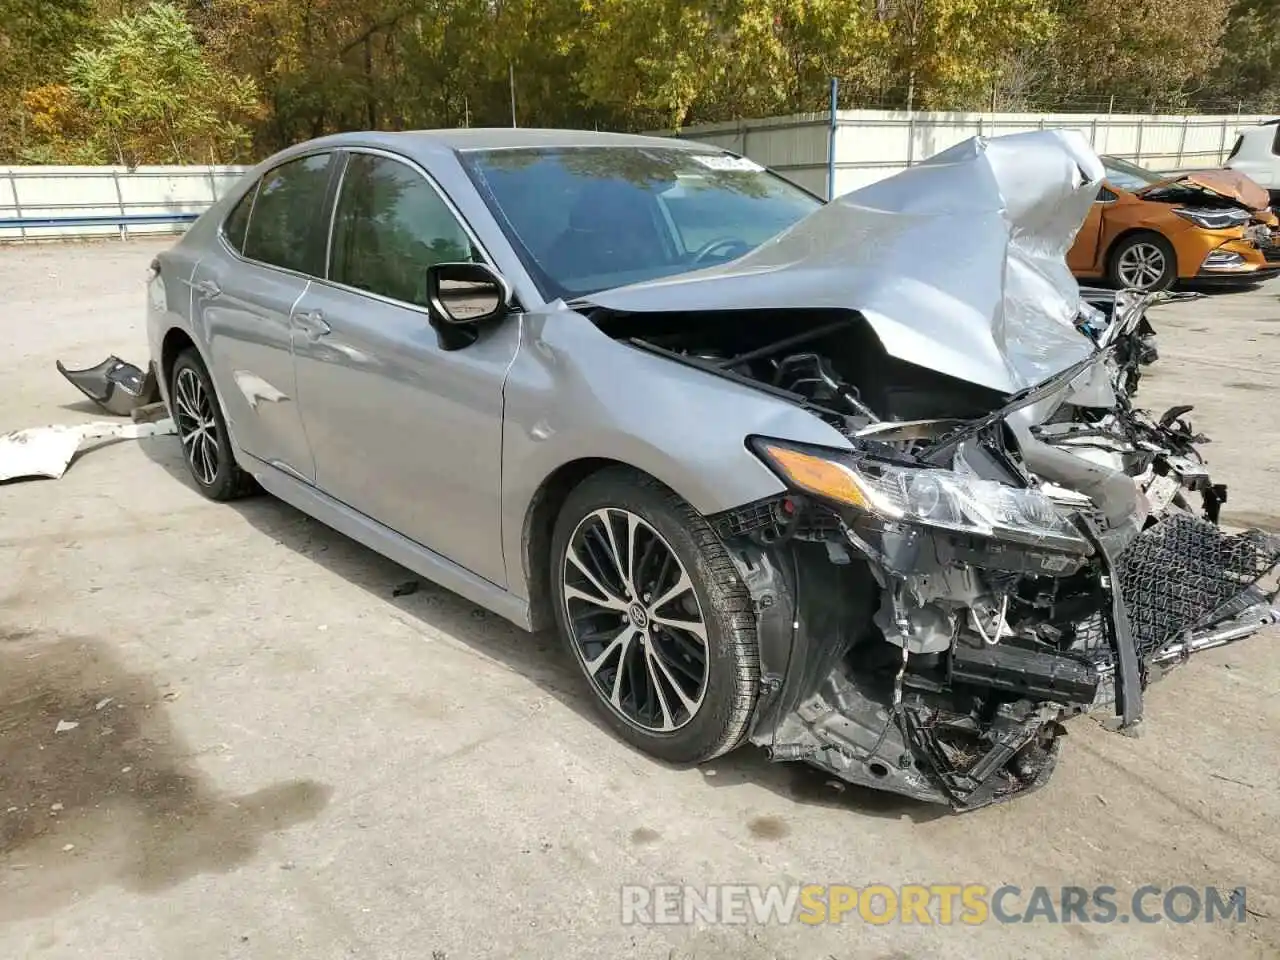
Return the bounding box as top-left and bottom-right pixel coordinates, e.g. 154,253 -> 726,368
690,236 -> 753,265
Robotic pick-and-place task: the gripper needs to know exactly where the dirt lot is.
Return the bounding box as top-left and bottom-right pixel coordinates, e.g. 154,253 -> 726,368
2,239 -> 1278,959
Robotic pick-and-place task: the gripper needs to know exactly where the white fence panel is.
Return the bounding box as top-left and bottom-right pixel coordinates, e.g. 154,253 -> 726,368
0,165 -> 249,241
4,111 -> 1277,241
663,115 -> 831,195
672,109 -> 1275,198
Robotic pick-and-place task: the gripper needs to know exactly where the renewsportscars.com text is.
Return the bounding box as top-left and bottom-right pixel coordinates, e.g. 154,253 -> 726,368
619,883 -> 1248,926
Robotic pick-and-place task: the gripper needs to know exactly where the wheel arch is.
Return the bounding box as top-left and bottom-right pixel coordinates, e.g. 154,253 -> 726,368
160,327 -> 199,397
521,457 -> 684,632
159,327 -> 245,461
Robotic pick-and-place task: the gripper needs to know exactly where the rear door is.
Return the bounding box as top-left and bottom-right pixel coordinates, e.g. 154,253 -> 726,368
290,150 -> 518,586
191,152 -> 336,482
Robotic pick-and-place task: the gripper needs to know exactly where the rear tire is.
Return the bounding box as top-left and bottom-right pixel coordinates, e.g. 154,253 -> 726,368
1109,232 -> 1177,292
170,349 -> 257,501
550,467 -> 759,764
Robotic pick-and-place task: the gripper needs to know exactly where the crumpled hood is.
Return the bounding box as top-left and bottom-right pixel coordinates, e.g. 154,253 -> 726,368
1156,169 -> 1271,211
583,129 -> 1105,395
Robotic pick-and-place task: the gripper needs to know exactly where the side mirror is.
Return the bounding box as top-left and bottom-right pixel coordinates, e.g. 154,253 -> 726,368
428,260 -> 511,319
425,262 -> 513,351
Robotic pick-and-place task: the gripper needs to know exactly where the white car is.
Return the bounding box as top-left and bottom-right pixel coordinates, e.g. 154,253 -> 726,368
1226,119 -> 1280,203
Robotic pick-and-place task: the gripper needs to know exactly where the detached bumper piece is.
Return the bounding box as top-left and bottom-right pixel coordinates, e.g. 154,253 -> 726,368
56,356 -> 161,417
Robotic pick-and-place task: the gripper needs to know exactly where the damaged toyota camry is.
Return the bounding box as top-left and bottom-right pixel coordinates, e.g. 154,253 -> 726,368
147,127 -> 1280,811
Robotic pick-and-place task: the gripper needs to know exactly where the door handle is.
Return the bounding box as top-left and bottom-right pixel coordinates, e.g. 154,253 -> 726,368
294,309 -> 331,338
194,279 -> 221,298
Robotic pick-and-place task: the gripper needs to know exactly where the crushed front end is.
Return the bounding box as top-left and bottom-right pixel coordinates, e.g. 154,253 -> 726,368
710,352 -> 1280,811
582,129 -> 1280,809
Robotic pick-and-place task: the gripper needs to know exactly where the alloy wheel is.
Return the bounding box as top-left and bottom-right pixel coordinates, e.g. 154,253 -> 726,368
173,367 -> 220,486
561,508 -> 709,733
1117,241 -> 1168,290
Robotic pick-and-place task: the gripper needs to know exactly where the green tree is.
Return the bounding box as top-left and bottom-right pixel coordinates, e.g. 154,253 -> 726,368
0,0 -> 95,158
1,0 -> 1266,165
1208,0 -> 1280,111
1000,0 -> 1233,111
58,1 -> 260,164
876,0 -> 1056,111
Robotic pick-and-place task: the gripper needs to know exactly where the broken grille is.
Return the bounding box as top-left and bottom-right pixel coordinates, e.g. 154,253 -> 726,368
1115,514 -> 1280,659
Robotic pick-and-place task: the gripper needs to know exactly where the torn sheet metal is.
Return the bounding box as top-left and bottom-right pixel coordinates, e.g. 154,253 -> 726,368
585,129 -> 1104,395
0,419 -> 176,482
57,356 -> 161,416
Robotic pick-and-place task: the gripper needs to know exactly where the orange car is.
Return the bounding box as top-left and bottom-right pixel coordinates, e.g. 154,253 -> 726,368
1068,155 -> 1280,291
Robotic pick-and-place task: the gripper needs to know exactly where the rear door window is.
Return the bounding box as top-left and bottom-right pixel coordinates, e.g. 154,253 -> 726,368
222,183 -> 257,253
242,153 -> 334,275
328,153 -> 478,307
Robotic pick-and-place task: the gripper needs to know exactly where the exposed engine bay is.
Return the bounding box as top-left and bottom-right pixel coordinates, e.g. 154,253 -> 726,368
590,293 -> 1280,810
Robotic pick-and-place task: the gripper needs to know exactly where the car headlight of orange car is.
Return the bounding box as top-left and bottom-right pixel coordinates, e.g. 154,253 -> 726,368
1173,207 -> 1252,230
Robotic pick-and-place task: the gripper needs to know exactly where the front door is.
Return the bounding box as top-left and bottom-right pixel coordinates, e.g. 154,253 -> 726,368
290,150 -> 517,587
194,152 -> 337,482
1067,187 -> 1113,274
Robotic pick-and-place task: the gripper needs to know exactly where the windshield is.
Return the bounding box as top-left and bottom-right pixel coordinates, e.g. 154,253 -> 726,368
460,146 -> 822,300
1102,156 -> 1165,192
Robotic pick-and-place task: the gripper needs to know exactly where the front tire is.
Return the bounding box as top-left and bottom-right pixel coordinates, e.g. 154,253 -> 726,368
170,349 -> 256,501
1109,232 -> 1177,292
550,468 -> 759,764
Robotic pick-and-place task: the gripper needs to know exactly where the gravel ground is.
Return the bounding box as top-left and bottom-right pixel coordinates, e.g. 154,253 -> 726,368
1,238 -> 1278,959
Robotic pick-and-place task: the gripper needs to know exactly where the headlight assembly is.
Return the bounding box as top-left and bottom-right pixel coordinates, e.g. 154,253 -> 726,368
1173,207 -> 1251,231
751,439 -> 1092,554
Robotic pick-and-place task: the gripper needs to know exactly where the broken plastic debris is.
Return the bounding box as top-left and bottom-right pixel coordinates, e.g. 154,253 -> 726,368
61,844 -> 75,852
130,401 -> 170,425
121,766 -> 132,774
56,355 -> 160,416
95,697 -> 113,711
0,418 -> 176,482
50,803 -> 63,812
54,720 -> 79,733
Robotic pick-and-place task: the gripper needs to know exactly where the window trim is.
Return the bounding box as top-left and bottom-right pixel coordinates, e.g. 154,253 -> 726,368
316,146 -> 500,315
216,148 -> 339,282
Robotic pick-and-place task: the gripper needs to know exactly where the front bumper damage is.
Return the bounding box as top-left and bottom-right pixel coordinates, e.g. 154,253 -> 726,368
715,496 -> 1280,812
698,285 -> 1280,813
